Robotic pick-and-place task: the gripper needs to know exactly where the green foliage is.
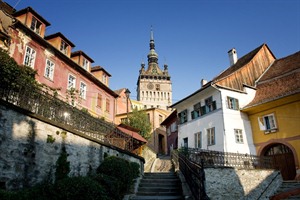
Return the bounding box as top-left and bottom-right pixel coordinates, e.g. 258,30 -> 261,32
0,48 -> 38,91
93,174 -> 121,200
46,135 -> 55,144
55,147 -> 70,182
54,176 -> 109,200
65,88 -> 79,106
0,177 -> 109,200
96,156 -> 140,196
124,108 -> 152,140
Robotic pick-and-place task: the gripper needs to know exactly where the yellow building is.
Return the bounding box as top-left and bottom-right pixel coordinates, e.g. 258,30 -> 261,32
115,107 -> 171,155
242,51 -> 300,180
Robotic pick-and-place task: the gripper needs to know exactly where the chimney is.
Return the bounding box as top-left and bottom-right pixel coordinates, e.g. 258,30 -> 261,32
228,48 -> 238,66
201,79 -> 207,87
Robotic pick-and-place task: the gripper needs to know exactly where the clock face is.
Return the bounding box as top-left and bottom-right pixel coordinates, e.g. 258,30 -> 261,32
147,83 -> 154,90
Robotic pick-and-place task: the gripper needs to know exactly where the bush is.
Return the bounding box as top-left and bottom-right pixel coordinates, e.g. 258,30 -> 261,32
93,174 -> 121,200
54,176 -> 109,200
96,156 -> 140,196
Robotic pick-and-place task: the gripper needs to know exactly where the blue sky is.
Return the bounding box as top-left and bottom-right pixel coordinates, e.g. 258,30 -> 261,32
5,0 -> 300,103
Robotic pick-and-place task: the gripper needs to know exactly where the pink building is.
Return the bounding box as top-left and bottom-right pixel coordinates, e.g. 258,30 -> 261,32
1,5 -> 118,122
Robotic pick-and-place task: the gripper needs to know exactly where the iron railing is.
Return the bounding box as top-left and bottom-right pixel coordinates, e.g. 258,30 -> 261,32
172,150 -> 209,200
0,85 -> 135,151
186,148 -> 275,169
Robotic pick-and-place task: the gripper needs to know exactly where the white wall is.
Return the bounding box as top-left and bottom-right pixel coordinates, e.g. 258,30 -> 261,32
220,87 -> 256,154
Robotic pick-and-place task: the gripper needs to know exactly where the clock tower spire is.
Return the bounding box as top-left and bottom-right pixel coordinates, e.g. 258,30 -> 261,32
136,28 -> 172,110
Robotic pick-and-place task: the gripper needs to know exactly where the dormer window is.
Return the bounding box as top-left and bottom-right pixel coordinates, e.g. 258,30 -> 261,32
60,40 -> 68,54
82,58 -> 89,70
30,17 -> 42,34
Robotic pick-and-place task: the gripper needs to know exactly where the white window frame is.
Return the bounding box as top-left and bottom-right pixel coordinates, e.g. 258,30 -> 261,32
23,46 -> 36,68
234,129 -> 244,144
261,113 -> 277,131
67,74 -> 76,90
30,17 -> 42,34
82,58 -> 89,70
102,74 -> 107,84
44,59 -> 55,80
194,132 -> 202,148
227,96 -> 239,110
207,127 -> 215,146
79,82 -> 87,99
60,40 -> 68,54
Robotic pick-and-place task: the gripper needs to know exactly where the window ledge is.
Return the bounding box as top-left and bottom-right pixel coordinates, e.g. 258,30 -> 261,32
264,129 -> 278,134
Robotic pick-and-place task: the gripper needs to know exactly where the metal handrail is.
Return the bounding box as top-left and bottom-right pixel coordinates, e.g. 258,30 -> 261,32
172,150 -> 209,200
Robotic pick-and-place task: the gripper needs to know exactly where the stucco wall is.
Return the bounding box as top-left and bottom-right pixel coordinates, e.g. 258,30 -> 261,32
0,103 -> 144,190
205,168 -> 282,200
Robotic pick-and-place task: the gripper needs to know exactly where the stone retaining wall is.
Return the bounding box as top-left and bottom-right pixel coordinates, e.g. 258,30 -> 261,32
0,103 -> 144,190
205,167 -> 282,200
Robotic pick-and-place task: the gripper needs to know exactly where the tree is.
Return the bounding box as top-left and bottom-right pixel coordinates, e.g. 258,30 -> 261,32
124,108 -> 152,140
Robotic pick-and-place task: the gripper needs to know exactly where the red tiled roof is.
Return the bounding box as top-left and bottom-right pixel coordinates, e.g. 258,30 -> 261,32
244,51 -> 300,108
117,124 -> 147,143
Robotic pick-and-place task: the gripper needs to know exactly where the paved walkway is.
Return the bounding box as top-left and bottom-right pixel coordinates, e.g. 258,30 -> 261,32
151,155 -> 174,173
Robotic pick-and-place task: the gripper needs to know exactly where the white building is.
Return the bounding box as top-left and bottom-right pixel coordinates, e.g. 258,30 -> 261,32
171,44 -> 276,154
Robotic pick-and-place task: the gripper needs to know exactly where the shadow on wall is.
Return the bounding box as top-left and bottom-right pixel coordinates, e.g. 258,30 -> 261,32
0,102 -> 142,190
205,167 -> 282,200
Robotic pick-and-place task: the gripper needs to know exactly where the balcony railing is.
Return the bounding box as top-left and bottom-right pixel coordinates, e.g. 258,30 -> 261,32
186,148 -> 275,169
0,85 -> 135,151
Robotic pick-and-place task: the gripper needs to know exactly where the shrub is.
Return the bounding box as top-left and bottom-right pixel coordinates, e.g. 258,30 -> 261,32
93,174 -> 121,200
54,176 -> 109,200
96,156 -> 140,195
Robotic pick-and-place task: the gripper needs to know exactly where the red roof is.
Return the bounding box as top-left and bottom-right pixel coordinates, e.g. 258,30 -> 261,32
117,124 -> 147,143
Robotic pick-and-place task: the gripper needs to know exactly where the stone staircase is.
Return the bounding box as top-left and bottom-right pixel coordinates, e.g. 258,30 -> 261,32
270,181 -> 300,200
130,172 -> 184,200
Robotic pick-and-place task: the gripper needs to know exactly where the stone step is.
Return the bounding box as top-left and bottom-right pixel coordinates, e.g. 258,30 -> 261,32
136,191 -> 182,196
139,182 -> 180,187
138,186 -> 181,193
130,195 -> 184,200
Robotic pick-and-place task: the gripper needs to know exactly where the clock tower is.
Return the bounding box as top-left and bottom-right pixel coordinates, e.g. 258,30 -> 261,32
136,29 -> 172,110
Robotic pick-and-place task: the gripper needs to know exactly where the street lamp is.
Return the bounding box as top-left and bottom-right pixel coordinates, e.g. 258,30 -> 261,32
125,88 -> 131,123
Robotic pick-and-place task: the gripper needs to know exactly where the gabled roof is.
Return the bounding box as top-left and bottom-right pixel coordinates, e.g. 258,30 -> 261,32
243,51 -> 300,109
71,50 -> 94,63
161,110 -> 177,126
171,44 -> 276,108
114,88 -> 126,96
91,65 -> 111,77
13,6 -> 51,26
44,32 -> 75,47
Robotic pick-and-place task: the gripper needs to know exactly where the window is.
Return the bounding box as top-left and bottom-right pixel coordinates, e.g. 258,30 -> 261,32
194,132 -> 202,148
258,113 -> 277,131
234,129 -> 244,143
178,109 -> 187,124
30,17 -> 42,34
227,97 -> 239,110
67,75 -> 76,89
24,46 -> 36,68
82,58 -> 89,70
207,127 -> 215,146
183,137 -> 188,148
102,74 -> 107,84
60,40 -> 68,54
97,93 -> 102,108
167,127 -> 171,136
79,82 -> 87,99
191,102 -> 201,119
200,96 -> 216,115
44,59 -> 54,80
105,98 -> 110,112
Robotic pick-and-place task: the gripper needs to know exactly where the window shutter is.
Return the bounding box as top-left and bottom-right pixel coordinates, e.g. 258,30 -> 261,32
258,117 -> 266,131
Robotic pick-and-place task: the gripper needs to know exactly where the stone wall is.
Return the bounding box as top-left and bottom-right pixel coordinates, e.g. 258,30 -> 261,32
205,167 -> 282,200
0,102 -> 144,190
141,145 -> 157,172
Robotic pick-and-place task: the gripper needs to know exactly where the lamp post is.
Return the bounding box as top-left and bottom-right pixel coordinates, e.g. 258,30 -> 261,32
125,88 -> 131,123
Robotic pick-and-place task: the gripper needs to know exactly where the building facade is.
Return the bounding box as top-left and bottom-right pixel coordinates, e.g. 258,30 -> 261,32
136,30 -> 172,111
242,51 -> 300,180
0,3 -> 118,122
171,44 -> 275,155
